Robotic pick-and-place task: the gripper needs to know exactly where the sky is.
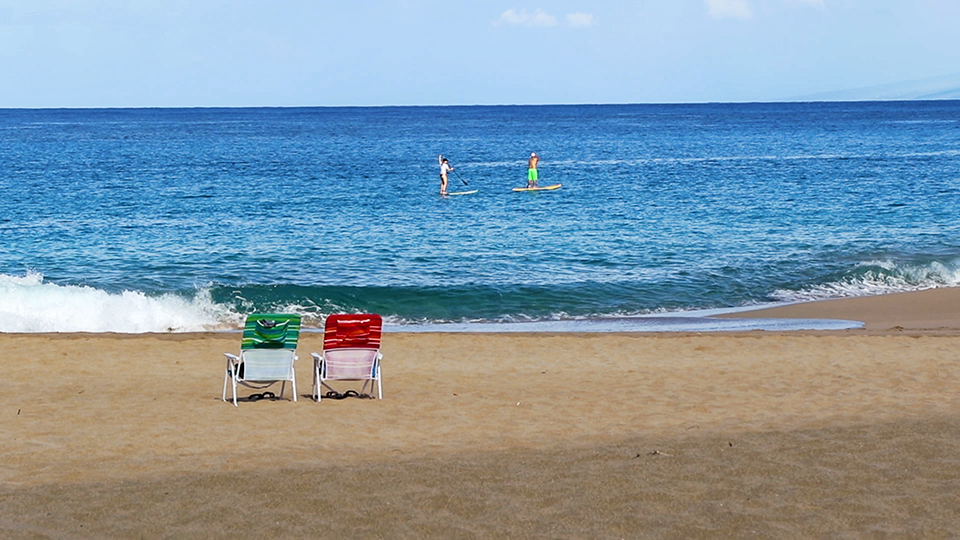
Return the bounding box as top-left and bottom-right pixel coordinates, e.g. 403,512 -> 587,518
1,0 -> 958,107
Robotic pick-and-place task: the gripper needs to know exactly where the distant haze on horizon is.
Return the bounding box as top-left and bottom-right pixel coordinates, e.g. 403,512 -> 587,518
1,0 -> 959,108
790,73 -> 960,102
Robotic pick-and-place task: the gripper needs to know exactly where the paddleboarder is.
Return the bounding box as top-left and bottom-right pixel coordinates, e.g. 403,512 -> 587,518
527,152 -> 540,188
439,155 -> 453,195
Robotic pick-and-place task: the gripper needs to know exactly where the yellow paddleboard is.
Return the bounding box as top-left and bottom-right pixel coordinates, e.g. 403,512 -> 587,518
512,183 -> 562,192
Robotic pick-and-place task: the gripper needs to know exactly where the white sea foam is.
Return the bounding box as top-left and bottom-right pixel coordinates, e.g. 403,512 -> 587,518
772,259 -> 960,302
0,272 -> 236,333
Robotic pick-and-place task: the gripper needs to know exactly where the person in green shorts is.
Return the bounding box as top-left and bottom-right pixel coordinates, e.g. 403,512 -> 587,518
527,152 -> 540,188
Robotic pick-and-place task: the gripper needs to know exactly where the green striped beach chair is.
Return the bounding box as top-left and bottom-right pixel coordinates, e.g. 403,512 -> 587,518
222,313 -> 301,406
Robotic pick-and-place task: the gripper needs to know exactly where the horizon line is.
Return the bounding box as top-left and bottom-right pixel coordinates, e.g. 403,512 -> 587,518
3,97 -> 960,111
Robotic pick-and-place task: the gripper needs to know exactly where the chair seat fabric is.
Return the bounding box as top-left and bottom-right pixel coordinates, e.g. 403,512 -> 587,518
242,349 -> 297,381
323,348 -> 379,380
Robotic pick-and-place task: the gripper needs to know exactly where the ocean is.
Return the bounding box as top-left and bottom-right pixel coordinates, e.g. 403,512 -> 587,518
2,101 -> 959,333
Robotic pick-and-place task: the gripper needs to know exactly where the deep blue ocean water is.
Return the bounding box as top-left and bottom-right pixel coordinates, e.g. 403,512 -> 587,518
2,101 -> 959,332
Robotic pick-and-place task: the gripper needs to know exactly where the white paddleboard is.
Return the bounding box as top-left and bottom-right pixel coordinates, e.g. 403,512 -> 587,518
445,189 -> 478,196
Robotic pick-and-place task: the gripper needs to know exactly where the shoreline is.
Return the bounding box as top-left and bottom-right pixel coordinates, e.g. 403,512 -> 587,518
393,286 -> 960,335
9,286 -> 960,336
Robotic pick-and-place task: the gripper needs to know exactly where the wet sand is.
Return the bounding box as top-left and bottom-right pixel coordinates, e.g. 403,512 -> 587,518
2,289 -> 960,538
722,286 -> 960,334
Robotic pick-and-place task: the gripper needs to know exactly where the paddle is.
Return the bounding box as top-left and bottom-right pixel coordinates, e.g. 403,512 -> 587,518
453,169 -> 469,186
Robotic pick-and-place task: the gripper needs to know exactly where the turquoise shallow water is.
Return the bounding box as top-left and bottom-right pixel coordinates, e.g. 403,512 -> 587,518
1,102 -> 959,332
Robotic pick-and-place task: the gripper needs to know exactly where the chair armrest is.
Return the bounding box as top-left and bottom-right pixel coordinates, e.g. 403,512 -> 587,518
224,353 -> 240,371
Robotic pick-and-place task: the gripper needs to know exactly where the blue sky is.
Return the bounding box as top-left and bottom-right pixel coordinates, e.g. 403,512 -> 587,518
1,0 -> 958,107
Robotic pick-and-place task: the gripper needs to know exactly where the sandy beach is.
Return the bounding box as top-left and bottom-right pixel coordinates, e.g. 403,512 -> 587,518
3,289 -> 960,538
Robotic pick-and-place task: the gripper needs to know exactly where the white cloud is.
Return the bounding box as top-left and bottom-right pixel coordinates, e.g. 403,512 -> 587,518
790,0 -> 825,6
566,12 -> 594,27
496,8 -> 558,27
706,0 -> 753,20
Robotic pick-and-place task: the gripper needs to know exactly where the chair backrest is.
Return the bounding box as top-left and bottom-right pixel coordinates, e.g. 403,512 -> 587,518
242,313 -> 301,351
241,349 -> 296,381
323,314 -> 382,351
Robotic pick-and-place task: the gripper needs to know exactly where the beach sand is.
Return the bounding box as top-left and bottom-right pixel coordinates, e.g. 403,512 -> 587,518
3,289 -> 960,538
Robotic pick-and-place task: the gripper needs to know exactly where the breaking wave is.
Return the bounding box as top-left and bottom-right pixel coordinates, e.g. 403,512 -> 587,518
0,272 -> 236,333
772,259 -> 960,302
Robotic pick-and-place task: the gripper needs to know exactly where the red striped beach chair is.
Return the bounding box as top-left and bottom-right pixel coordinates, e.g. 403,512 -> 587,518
311,314 -> 383,402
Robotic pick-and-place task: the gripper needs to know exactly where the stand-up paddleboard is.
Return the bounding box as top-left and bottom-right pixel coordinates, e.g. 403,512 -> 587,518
445,189 -> 478,196
513,183 -> 562,192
